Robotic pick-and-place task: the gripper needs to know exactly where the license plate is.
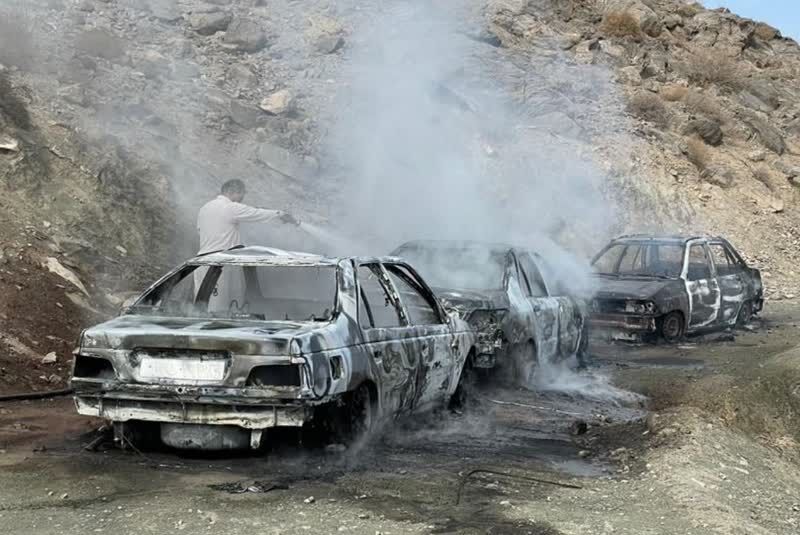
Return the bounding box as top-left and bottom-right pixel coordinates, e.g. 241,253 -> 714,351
139,357 -> 227,383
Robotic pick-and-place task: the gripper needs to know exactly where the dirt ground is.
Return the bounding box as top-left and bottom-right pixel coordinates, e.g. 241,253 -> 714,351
1,303 -> 799,534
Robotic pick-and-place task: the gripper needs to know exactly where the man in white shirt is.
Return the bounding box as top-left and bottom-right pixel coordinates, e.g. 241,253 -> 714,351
197,179 -> 299,255
195,179 -> 299,312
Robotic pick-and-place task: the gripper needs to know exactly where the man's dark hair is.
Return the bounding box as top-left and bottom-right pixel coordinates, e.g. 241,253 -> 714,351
221,179 -> 245,195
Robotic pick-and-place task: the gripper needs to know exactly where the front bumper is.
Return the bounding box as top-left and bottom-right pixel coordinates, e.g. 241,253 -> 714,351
589,313 -> 657,340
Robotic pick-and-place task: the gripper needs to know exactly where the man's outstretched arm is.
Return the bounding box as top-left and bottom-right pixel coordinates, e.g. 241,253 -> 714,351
229,202 -> 299,225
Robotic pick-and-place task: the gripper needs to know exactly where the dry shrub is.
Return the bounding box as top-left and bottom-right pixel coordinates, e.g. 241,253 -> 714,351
684,50 -> 740,89
686,136 -> 711,171
661,85 -> 688,102
628,92 -> 669,127
677,3 -> 702,18
601,11 -> 642,39
684,90 -> 725,123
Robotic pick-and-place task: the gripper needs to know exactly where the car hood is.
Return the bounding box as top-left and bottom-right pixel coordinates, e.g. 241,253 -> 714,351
433,287 -> 509,312
80,315 -> 343,355
593,276 -> 680,300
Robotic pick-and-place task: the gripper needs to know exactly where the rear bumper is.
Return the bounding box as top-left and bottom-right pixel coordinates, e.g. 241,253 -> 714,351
75,396 -> 310,429
72,379 -> 317,429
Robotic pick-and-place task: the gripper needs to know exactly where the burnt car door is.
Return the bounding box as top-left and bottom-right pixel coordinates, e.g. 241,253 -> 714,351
382,262 -> 455,408
356,263 -> 422,415
684,241 -> 721,329
708,241 -> 747,325
514,251 -> 559,363
529,253 -> 582,356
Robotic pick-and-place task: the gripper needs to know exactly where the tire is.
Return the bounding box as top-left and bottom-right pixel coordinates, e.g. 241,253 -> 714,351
114,421 -> 161,451
576,323 -> 591,369
658,311 -> 686,344
510,341 -> 537,387
735,300 -> 753,329
306,383 -> 375,448
449,352 -> 476,412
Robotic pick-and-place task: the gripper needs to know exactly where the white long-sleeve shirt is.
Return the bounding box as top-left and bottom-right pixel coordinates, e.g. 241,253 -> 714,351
197,195 -> 282,254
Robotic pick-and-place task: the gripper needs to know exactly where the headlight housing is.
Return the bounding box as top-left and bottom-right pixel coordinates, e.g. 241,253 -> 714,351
624,300 -> 657,315
469,309 -> 508,329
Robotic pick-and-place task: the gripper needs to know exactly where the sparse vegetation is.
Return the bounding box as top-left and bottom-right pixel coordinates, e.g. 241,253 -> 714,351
661,85 -> 688,102
754,23 -> 779,41
628,92 -> 669,127
684,51 -> 740,89
677,3 -> 702,18
601,11 -> 642,39
684,90 -> 726,123
686,136 -> 711,171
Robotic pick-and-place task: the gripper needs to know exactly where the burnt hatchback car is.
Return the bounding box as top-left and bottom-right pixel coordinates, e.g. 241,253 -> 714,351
390,241 -> 588,384
71,247 -> 475,450
590,235 -> 763,343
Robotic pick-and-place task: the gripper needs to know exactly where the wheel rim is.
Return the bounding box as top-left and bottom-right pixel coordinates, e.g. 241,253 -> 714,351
737,301 -> 752,327
663,315 -> 683,340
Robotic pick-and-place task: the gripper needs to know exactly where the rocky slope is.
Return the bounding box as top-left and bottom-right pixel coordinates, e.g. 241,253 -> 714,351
2,0 -> 800,387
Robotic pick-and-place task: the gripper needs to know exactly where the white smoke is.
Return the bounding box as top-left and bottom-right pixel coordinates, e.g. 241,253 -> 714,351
319,0 -> 628,295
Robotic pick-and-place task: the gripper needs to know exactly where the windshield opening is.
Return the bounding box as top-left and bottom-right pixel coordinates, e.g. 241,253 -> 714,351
393,246 -> 508,291
593,243 -> 684,279
131,264 -> 337,322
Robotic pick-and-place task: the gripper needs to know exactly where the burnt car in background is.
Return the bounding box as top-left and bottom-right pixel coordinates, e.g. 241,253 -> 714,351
71,247 -> 475,450
390,241 -> 588,384
590,235 -> 763,343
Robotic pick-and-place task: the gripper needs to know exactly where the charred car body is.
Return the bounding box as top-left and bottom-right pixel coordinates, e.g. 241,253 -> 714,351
590,235 -> 763,342
390,241 -> 588,384
71,247 -> 475,450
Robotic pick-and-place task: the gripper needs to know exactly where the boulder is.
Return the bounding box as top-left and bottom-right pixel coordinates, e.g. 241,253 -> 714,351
228,99 -> 266,129
189,12 -> 232,36
227,64 -> 258,88
640,16 -> 663,38
663,14 -> 682,30
740,112 -> 786,155
314,34 -> 344,54
259,89 -> 294,115
222,19 -> 268,52
684,119 -> 723,146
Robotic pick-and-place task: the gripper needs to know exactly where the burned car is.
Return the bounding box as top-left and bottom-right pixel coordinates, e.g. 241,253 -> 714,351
590,235 -> 763,343
71,247 -> 475,450
390,241 -> 588,384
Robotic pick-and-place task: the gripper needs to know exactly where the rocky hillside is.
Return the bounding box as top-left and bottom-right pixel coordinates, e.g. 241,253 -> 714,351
2,0 -> 800,389
488,0 -> 800,297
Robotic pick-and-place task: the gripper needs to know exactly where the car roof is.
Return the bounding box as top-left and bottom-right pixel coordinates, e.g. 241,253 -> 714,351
610,234 -> 728,245
187,246 -> 406,267
393,239 -> 517,254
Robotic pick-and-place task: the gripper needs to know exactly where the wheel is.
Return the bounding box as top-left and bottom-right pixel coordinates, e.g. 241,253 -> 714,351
347,383 -> 374,440
576,323 -> 591,369
306,383 -> 375,448
113,421 -> 161,451
735,300 -> 753,329
449,352 -> 476,412
510,341 -> 537,387
658,311 -> 686,343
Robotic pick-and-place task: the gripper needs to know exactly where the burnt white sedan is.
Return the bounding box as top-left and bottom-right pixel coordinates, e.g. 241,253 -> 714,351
71,247 -> 476,450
